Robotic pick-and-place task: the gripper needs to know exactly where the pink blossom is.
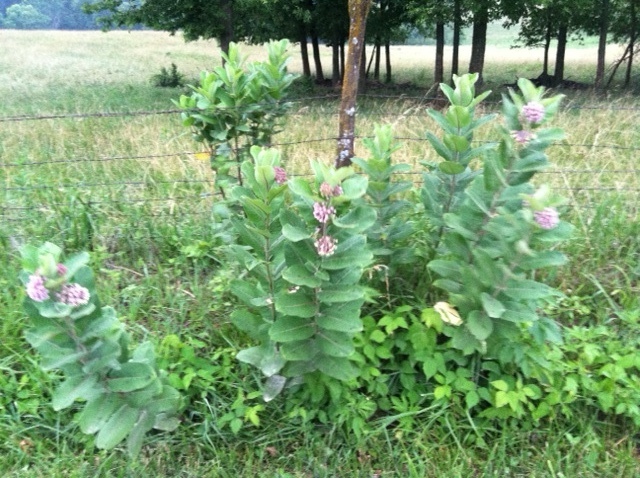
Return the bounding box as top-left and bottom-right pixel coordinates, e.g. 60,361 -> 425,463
534,207 -> 560,230
274,167 -> 287,185
313,202 -> 335,224
56,283 -> 90,307
56,263 -> 68,276
319,182 -> 343,198
521,101 -> 545,124
314,235 -> 337,257
511,130 -> 534,145
26,274 -> 49,302
319,182 -> 334,198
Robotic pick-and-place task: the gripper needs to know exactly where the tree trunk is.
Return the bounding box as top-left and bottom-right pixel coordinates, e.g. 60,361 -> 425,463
626,0 -> 637,87
468,6 -> 489,84
336,0 -> 372,168
595,0 -> 610,88
452,0 -> 461,79
543,21 -> 551,76
359,43 -> 367,91
435,22 -> 445,84
385,39 -> 391,83
219,0 -> 234,59
554,24 -> 568,86
311,31 -> 325,82
332,41 -> 341,85
299,31 -> 311,77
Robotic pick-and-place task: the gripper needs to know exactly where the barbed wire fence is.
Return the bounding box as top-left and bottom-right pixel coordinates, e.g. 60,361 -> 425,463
2,97 -> 639,249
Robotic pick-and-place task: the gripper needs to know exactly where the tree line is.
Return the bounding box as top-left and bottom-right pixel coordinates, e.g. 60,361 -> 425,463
2,0 -> 638,88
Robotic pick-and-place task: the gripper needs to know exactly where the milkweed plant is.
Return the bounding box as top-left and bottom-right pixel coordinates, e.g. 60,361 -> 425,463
18,73 -> 587,453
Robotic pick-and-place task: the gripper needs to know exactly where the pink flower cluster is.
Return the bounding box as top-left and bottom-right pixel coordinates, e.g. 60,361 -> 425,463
26,274 -> 49,302
313,202 -> 335,224
56,283 -> 91,307
319,182 -> 343,198
511,130 -> 534,145
534,207 -> 560,230
521,101 -> 545,124
314,235 -> 337,257
274,166 -> 287,185
25,262 -> 91,307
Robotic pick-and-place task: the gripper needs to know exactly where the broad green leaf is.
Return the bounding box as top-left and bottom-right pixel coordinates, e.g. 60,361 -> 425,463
275,290 -> 316,318
107,362 -> 156,393
95,404 -> 140,450
126,409 -> 155,457
269,316 -> 315,342
153,413 -> 180,431
263,375 -> 287,402
231,309 -> 268,341
124,379 -> 164,408
280,339 -> 320,361
466,310 -> 493,341
340,175 -> 368,200
230,280 -> 262,306
428,260 -> 462,280
425,131 -> 453,161
317,330 -> 355,357
320,235 -> 373,270
77,393 -> 123,434
316,356 -> 358,381
52,374 -> 100,411
281,223 -> 312,242
316,300 -> 364,333
503,279 -> 560,300
450,327 -> 482,355
283,264 -> 322,287
332,206 -> 377,232
517,251 -> 567,270
317,286 -> 364,304
480,293 -> 506,319
438,161 -> 465,175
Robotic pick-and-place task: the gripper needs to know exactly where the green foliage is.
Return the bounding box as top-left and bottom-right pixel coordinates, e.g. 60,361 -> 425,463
421,74 -> 571,361
18,242 -> 182,457
228,147 -> 376,395
2,3 -> 49,29
151,63 -> 185,88
176,40 -> 297,194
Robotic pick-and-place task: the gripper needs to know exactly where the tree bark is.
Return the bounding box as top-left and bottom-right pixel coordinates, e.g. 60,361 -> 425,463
336,0 -> 372,168
543,21 -> 551,76
385,39 -> 391,83
626,0 -> 637,87
435,22 -> 445,84
554,24 -> 568,86
468,6 -> 489,84
299,31 -> 311,77
219,0 -> 234,59
452,0 -> 461,79
311,30 -> 325,82
595,0 -> 610,88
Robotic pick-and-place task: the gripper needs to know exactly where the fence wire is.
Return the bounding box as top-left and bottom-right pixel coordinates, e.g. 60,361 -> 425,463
2,96 -> 639,244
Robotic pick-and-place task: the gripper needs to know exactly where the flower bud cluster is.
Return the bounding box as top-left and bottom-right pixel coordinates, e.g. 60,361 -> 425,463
511,101 -> 546,146
313,182 -> 342,257
25,262 -> 90,307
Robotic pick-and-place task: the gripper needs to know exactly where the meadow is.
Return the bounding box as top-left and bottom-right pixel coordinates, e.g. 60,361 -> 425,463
1,30 -> 640,477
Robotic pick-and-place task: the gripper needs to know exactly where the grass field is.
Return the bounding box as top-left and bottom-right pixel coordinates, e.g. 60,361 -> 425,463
1,30 -> 640,477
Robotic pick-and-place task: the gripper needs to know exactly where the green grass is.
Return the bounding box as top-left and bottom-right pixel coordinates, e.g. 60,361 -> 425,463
1,30 -> 640,476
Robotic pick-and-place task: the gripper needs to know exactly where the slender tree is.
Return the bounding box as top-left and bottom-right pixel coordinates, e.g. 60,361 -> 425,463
336,0 -> 372,168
